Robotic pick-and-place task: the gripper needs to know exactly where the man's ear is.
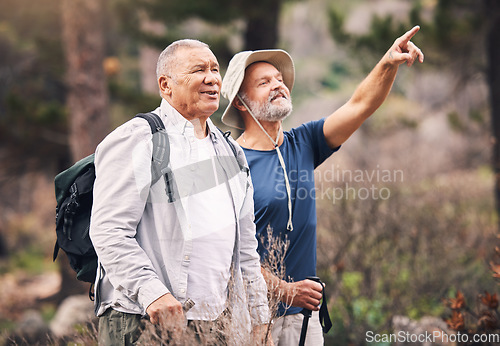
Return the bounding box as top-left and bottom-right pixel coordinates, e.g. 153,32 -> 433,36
233,95 -> 247,112
159,76 -> 171,97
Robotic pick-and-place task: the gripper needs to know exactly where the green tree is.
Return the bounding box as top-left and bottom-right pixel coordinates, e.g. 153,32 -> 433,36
117,0 -> 293,54
0,0 -> 68,173
56,0 -> 111,301
62,0 -> 111,160
486,0 -> 500,230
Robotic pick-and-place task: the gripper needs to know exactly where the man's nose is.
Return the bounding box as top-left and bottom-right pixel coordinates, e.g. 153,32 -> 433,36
205,71 -> 221,85
270,77 -> 286,91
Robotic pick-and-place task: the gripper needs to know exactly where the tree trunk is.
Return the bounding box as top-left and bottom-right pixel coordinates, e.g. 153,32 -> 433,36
244,0 -> 281,50
55,0 -> 110,302
62,0 -> 110,160
486,0 -> 500,229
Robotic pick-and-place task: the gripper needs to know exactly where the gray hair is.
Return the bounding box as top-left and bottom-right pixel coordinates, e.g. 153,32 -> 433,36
156,39 -> 209,82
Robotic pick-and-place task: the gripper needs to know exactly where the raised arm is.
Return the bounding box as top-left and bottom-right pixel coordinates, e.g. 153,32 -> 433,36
323,25 -> 424,149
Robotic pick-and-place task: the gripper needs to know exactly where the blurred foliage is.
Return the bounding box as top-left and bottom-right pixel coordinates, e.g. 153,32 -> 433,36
0,0 -> 304,175
316,168 -> 498,344
0,0 -> 69,172
113,0 -> 241,60
320,61 -> 350,91
328,5 -> 409,71
443,290 -> 500,344
113,0 -> 302,63
327,271 -> 391,344
324,0 -> 492,127
328,0 -> 487,70
138,0 -> 241,25
0,0 -> 165,173
6,246 -> 56,275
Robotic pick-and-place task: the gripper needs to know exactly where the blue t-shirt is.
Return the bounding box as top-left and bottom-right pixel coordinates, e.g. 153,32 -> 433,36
243,118 -> 338,316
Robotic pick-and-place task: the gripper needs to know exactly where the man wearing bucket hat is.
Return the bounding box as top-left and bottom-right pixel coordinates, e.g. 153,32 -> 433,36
221,26 -> 424,345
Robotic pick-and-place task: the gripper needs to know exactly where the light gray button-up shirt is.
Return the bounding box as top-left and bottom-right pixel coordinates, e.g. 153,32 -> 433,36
90,99 -> 269,327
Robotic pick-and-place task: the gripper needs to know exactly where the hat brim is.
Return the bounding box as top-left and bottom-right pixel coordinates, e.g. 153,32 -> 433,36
221,49 -> 294,130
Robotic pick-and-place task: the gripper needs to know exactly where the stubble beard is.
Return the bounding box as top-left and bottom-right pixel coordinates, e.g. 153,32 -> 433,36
241,90 -> 293,122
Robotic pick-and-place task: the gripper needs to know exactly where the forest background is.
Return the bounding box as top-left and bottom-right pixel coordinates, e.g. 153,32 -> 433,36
1,0 -> 499,344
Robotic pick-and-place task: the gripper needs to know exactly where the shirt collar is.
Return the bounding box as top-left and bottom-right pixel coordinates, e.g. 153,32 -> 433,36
159,98 -> 217,138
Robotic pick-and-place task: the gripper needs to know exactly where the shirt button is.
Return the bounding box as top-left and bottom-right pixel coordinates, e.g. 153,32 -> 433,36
180,288 -> 185,293
184,255 -> 189,261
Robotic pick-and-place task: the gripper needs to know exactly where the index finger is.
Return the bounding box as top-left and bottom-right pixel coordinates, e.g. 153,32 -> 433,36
400,25 -> 420,44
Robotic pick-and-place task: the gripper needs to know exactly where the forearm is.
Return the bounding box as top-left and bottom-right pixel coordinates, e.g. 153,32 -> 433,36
261,267 -> 324,310
348,27 -> 423,118
323,59 -> 398,148
323,26 -> 423,149
347,56 -> 399,118
260,266 -> 291,305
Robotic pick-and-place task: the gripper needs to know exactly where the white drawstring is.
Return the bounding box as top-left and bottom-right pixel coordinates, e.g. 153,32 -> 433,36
237,95 -> 293,231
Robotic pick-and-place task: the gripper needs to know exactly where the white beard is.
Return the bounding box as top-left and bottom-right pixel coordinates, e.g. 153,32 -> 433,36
241,90 -> 293,122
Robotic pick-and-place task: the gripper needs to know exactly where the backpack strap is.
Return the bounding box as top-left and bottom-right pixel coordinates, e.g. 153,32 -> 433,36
219,129 -> 249,176
135,112 -> 165,133
134,112 -> 174,202
219,129 -> 238,158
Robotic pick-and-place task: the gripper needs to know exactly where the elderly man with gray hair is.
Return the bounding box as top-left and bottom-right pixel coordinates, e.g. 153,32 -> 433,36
221,27 -> 424,345
90,39 -> 271,345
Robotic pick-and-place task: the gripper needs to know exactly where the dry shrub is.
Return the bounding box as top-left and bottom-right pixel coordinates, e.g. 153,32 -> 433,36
70,226 -> 289,345
259,224 -> 291,320
314,168 -> 498,343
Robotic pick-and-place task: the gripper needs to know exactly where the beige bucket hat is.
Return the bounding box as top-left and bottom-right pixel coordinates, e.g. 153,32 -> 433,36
221,49 -> 295,129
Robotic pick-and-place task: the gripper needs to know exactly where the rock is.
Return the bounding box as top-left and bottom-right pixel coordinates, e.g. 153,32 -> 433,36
49,294 -> 97,338
392,315 -> 455,346
7,310 -> 52,345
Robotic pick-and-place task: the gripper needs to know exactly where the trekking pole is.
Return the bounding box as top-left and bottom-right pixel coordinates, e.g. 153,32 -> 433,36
298,276 -> 322,346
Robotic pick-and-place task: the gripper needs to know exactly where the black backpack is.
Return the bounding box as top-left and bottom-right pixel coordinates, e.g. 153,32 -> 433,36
53,112 -> 169,284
